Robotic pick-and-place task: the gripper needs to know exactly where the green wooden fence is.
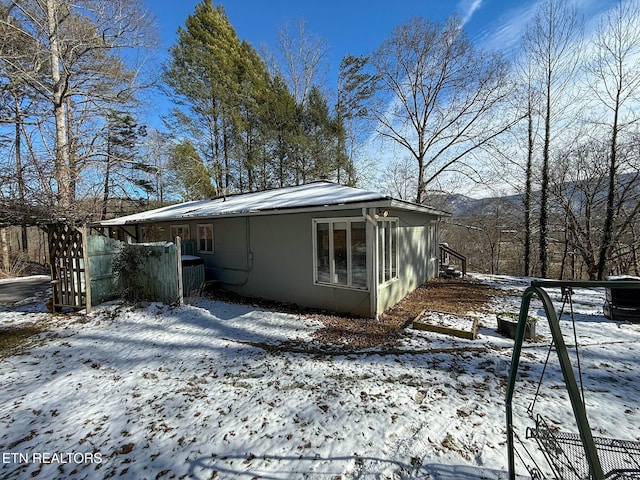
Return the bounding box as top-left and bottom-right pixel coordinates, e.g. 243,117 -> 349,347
86,236 -> 184,307
86,235 -> 122,306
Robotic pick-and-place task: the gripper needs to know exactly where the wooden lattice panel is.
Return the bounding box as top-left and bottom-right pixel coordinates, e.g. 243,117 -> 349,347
47,224 -> 87,310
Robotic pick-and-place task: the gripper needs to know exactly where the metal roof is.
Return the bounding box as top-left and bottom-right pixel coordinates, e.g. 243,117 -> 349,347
99,181 -> 449,226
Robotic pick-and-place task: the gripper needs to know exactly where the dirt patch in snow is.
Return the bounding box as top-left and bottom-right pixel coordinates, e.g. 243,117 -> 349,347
311,278 -> 503,349
0,324 -> 45,357
308,313 -> 406,350
396,278 -> 504,318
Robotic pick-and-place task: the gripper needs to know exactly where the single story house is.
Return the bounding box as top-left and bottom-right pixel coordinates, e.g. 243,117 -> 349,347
99,181 -> 450,318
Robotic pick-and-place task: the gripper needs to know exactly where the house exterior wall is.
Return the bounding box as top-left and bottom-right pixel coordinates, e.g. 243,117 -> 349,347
239,211 -> 372,316
142,207 -> 439,318
146,209 -> 372,316
376,210 -> 439,315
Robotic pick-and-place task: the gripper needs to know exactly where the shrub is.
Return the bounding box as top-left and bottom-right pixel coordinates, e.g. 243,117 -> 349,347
112,244 -> 156,302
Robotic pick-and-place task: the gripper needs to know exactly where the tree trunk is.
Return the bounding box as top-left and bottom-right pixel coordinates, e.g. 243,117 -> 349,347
102,136 -> 112,221
539,74 -> 552,279
415,156 -> 426,204
65,95 -> 78,206
13,93 -> 28,251
524,108 -> 534,277
597,108 -> 620,280
46,0 -> 71,212
0,227 -> 9,273
632,224 -> 640,276
559,211 -> 570,279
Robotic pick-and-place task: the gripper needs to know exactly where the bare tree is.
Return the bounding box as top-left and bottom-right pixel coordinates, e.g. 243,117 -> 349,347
0,2 -> 50,229
551,138 -> 640,279
1,0 -> 157,220
514,56 -> 545,277
378,156 -> 418,201
273,18 -> 328,105
523,0 -> 582,278
587,0 -> 640,279
143,129 -> 173,204
442,197 -> 522,275
367,15 -> 515,204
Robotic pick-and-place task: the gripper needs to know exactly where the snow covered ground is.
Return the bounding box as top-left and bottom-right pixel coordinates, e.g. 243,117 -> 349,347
1,274 -> 639,479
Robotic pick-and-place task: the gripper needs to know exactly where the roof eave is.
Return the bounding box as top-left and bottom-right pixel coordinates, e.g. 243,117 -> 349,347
387,198 -> 452,217
98,197 -> 449,227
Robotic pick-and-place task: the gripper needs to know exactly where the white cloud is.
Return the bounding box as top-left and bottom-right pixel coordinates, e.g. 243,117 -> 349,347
473,1 -> 538,54
458,0 -> 483,25
474,0 -> 619,56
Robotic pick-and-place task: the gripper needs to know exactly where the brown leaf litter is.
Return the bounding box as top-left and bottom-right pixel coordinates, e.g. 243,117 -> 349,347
207,278 -> 503,351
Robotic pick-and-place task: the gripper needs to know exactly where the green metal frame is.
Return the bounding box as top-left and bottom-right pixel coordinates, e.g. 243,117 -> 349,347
505,280 -> 640,480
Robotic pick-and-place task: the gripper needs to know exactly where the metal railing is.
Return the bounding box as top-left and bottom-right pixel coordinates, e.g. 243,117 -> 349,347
439,243 -> 467,277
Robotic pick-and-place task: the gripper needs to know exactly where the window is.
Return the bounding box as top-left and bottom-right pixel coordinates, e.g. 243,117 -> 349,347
140,225 -> 164,242
313,219 -> 368,289
170,224 -> 190,240
378,219 -> 398,284
197,224 -> 214,253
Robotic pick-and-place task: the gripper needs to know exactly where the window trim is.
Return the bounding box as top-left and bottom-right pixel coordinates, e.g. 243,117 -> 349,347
196,223 -> 214,253
312,217 -> 369,291
378,218 -> 399,286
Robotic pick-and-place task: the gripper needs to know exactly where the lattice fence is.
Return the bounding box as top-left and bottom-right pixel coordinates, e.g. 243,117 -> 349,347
47,224 -> 185,311
48,224 -> 90,311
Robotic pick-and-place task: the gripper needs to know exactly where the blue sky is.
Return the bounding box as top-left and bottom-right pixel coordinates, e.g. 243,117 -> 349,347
148,1 -> 521,69
149,1 -> 458,59
145,0 -> 617,91
143,0 -> 481,125
142,0 -> 516,123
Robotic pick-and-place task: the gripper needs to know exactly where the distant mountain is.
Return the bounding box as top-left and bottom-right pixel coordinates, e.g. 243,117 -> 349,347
426,171 -> 640,217
425,191 -> 523,217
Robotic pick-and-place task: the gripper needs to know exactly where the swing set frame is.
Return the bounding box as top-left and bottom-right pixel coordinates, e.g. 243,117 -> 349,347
505,279 -> 640,480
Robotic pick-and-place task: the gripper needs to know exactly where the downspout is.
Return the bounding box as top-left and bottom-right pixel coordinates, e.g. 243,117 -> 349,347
434,219 -> 441,278
363,208 -> 378,318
